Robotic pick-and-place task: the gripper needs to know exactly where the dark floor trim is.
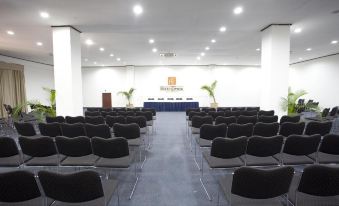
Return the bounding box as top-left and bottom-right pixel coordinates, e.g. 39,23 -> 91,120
261,24 -> 292,32
51,25 -> 82,33
290,53 -> 339,65
0,53 -> 53,66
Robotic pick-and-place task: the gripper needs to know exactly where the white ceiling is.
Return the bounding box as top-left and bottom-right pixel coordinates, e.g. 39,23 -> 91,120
0,0 -> 339,66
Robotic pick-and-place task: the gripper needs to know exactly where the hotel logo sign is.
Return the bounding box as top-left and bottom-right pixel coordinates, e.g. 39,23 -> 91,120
160,77 -> 184,92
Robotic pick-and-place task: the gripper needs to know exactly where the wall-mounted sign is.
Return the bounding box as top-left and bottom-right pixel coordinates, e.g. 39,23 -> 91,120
168,77 -> 176,85
160,76 -> 184,92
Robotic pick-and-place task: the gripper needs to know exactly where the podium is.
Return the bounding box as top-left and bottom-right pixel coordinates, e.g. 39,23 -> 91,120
102,93 -> 112,108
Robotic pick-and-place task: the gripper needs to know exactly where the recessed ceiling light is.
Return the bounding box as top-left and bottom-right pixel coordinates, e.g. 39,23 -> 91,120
331,40 -> 338,44
298,57 -> 303,60
200,52 -> 205,56
101,64 -> 105,67
36,42 -> 43,46
93,61 -> 97,65
7,30 -> 15,35
219,26 -> 227,32
196,56 -> 201,60
211,39 -> 216,43
306,48 -> 312,51
133,4 -> 143,16
205,47 -> 210,51
149,39 -> 155,44
40,11 -> 50,19
110,54 -> 114,57
99,47 -> 105,51
233,6 -> 243,15
256,48 -> 260,51
116,58 -> 121,61
152,48 -> 158,53
294,28 -> 302,33
85,39 -> 94,45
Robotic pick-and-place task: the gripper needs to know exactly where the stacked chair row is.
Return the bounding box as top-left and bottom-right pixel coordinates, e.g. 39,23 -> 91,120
85,108 -> 156,119
187,107 -> 261,113
86,107 -> 152,112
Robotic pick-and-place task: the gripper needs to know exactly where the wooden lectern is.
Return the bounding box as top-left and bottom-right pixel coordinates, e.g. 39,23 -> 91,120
102,93 -> 112,108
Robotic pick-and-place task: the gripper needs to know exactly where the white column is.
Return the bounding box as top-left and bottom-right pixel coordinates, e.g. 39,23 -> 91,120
52,26 -> 83,116
260,24 -> 291,117
125,65 -> 135,89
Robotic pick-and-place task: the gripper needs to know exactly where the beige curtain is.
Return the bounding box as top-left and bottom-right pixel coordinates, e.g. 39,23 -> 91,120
0,61 -> 27,118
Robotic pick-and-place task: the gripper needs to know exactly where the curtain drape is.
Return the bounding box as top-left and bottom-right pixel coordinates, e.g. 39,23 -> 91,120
0,61 -> 27,118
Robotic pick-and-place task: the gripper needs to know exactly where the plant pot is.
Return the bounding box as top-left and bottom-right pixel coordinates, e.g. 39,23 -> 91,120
126,104 -> 134,108
210,103 -> 218,108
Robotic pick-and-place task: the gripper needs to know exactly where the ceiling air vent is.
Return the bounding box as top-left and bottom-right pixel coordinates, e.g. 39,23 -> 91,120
159,52 -> 176,58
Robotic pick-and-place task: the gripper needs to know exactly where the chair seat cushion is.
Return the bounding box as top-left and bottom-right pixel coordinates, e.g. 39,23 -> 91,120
202,151 -> 243,168
95,154 -> 133,168
127,138 -> 142,146
274,154 -> 314,165
0,154 -> 21,167
242,155 -> 280,166
196,137 -> 212,147
25,155 -> 64,166
61,154 -> 99,166
140,127 -> 147,134
146,121 -> 153,126
308,152 -> 339,164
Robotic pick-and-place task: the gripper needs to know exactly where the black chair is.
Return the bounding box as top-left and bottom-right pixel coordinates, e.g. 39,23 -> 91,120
309,134 -> 339,164
85,111 -> 101,117
105,111 -> 117,117
65,116 -> 85,124
201,108 -> 216,113
85,124 -> 111,139
14,122 -> 37,137
280,115 -> 300,124
86,108 -> 99,112
38,122 -> 62,137
305,121 -> 332,136
246,107 -> 260,111
232,107 -> 246,111
218,166 -> 294,206
38,170 -> 118,206
237,115 -> 257,125
105,115 -> 126,128
0,137 -> 22,167
215,116 -> 237,126
257,115 -> 278,123
279,122 -> 305,137
0,170 -> 42,205
258,110 -> 275,116
60,123 -> 86,138
126,116 -> 147,134
208,111 -> 225,120
227,123 -> 253,138
188,111 -> 206,121
329,107 -> 338,116
217,107 -> 231,112
241,110 -> 258,116
117,111 -> 135,117
197,124 -> 227,147
186,108 -> 200,117
113,123 -> 141,146
85,116 -> 105,125
243,135 -> 283,166
46,116 -> 65,123
100,108 -> 113,112
191,116 -> 213,134
253,122 -> 279,137
225,111 -> 240,117
276,134 -> 321,165
19,136 -> 61,166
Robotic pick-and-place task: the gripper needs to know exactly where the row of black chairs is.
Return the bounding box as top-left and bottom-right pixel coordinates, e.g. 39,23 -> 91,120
187,110 -> 275,119
187,107 -> 261,113
86,107 -> 156,115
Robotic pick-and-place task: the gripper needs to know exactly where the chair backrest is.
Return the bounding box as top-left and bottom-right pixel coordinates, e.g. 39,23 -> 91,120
305,121 -> 333,136
319,134 -> 339,155
232,107 -> 246,111
60,123 -> 86,138
283,134 -> 321,155
84,111 -> 101,117
211,136 -> 247,158
279,115 -> 300,124
85,124 -> 111,139
258,110 -> 275,116
100,108 -> 112,112
298,165 -> 339,196
253,122 -> 279,137
215,116 -> 237,126
105,111 -> 117,117
225,110 -> 240,117
136,111 -> 153,121
55,136 -> 92,157
200,124 -> 227,140
14,122 -> 36,136
113,123 -> 140,139
126,116 -> 147,128
257,115 -> 278,123
19,136 -> 57,157
84,116 -> 105,125
201,107 -> 216,113
246,135 -> 283,157
92,137 -> 129,158
113,108 -> 125,112
217,107 -> 231,112
188,111 -> 206,120
279,122 -> 305,137
191,116 -> 213,128
39,123 -> 62,137
117,111 -> 135,117
105,115 -> 126,127
237,115 -> 257,125
208,111 -> 225,120
0,137 -> 19,157
241,110 -> 258,116
65,116 -> 85,124
38,170 -> 104,203
142,108 -> 156,116
231,166 -> 294,199
227,123 -> 253,138
246,107 -> 260,111
46,116 -> 65,123
329,107 -> 338,116
86,108 -> 99,112
0,170 -> 41,202
186,108 -> 200,116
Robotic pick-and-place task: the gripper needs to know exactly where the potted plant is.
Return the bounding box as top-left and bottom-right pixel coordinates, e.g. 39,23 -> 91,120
201,80 -> 218,108
117,88 -> 135,108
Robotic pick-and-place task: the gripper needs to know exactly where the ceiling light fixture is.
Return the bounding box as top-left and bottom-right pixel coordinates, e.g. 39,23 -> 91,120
256,48 -> 260,51
116,58 -> 121,61
331,40 -> 338,44
294,28 -> 302,33
99,47 -> 105,51
306,48 -> 312,51
149,39 -> 155,44
110,54 -> 114,57
196,56 -> 201,60
219,26 -> 227,32
36,42 -> 43,46
200,52 -> 205,56
298,57 -> 303,60
93,61 -> 97,65
233,6 -> 243,15
7,30 -> 15,35
205,47 -> 210,51
85,39 -> 94,45
133,4 -> 143,16
152,48 -> 158,53
40,11 -> 50,19
211,39 -> 216,43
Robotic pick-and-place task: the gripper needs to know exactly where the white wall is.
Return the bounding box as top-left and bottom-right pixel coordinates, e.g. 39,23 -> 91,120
0,55 -> 54,105
290,54 -> 339,109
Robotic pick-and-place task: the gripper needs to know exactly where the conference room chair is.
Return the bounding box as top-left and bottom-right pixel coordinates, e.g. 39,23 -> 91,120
218,166 -> 294,206
208,111 -> 225,120
100,108 -> 113,112
38,170 -> 119,206
56,136 -> 99,167
85,116 -> 105,125
329,106 -> 338,117
217,107 -> 231,112
92,137 -> 138,200
0,137 -> 22,167
304,121 -> 333,136
0,170 -> 43,205
106,111 -> 117,117
240,110 -> 258,116
225,110 -> 241,117
113,107 -> 126,112
215,116 -> 237,126
280,115 -> 301,124
237,115 -> 257,125
186,108 -> 200,119
60,123 -> 86,138
191,116 -> 213,134
245,107 -> 260,111
201,107 -> 216,113
86,108 -> 100,112
275,134 -> 321,166
227,123 -> 253,139
38,122 -> 62,137
279,122 -> 306,137
231,107 -> 246,111
105,115 -> 126,130
46,116 -> 65,123
65,116 -> 85,124
142,108 -> 156,120
117,111 -> 135,117
187,111 -> 207,126
257,115 -> 278,123
19,136 -> 62,166
308,134 -> 339,164
258,110 -> 275,116
243,135 -> 283,166
126,116 -> 150,147
200,137 -> 247,200
14,122 -> 38,137
288,165 -> 339,206
253,122 -> 279,137
85,124 -> 112,139
85,111 -> 101,117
